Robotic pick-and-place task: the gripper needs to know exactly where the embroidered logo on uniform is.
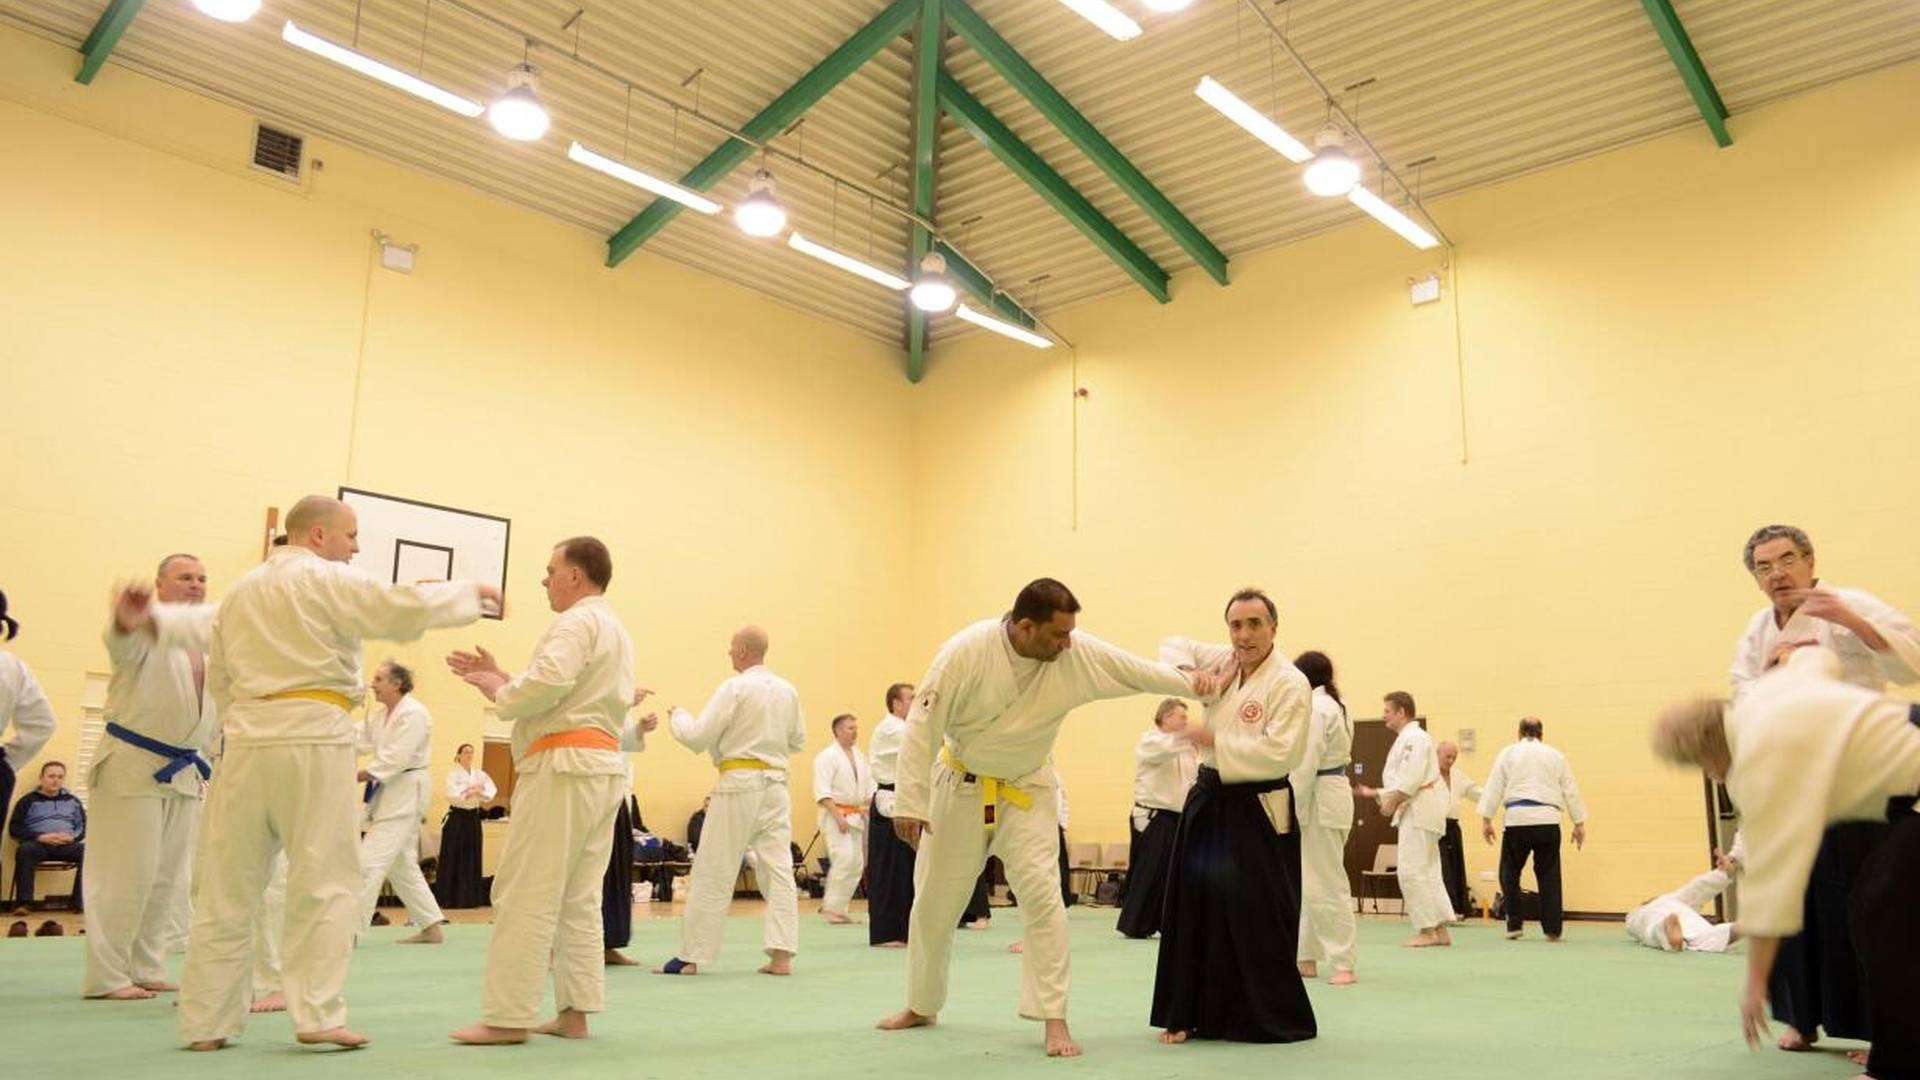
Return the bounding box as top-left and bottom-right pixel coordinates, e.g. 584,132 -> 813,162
920,689 -> 938,711
1239,701 -> 1263,723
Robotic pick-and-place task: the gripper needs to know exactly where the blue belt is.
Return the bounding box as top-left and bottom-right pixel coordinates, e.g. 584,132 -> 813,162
365,766 -> 425,804
105,722 -> 210,784
1316,765 -> 1348,776
1506,798 -> 1558,810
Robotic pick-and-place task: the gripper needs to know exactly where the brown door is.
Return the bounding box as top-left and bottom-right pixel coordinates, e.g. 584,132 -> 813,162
1344,718 -> 1428,899
481,739 -> 515,812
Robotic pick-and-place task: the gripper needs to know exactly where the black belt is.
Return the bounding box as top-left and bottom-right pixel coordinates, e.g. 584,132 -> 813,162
875,782 -> 895,791
1196,765 -> 1291,794
1316,764 -> 1348,776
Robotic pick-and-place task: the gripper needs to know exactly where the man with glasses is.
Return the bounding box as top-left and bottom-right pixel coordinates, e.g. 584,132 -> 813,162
1729,524 -> 1920,1058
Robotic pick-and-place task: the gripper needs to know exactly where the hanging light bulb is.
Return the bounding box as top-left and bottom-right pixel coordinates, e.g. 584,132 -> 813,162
1303,124 -> 1360,197
909,251 -> 957,313
488,64 -> 551,142
734,169 -> 788,238
193,0 -> 261,20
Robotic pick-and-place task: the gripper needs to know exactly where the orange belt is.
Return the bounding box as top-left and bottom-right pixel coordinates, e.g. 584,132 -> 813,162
833,802 -> 864,814
262,688 -> 355,710
526,728 -> 620,756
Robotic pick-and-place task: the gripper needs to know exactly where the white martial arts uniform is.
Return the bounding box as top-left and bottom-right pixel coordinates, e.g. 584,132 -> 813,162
480,595 -> 633,1029
667,664 -> 806,966
178,545 -> 482,1044
1725,646 -> 1920,937
1475,739 -> 1588,829
253,852 -> 288,998
895,620 -> 1193,1022
1444,767 -> 1482,820
446,765 -> 498,807
84,602 -> 217,996
1381,721 -> 1452,932
1731,584 -> 1920,702
1625,867 -> 1738,952
813,741 -> 873,917
354,693 -> 444,933
1131,728 -> 1196,824
1291,685 -> 1357,972
871,714 -> 906,818
0,650 -> 58,771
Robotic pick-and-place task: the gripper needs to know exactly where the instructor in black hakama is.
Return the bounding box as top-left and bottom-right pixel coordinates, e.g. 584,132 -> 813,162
1151,589 -> 1316,1045
601,793 -> 640,963
867,782 -> 915,945
1116,807 -> 1179,938
1118,699 -> 1198,939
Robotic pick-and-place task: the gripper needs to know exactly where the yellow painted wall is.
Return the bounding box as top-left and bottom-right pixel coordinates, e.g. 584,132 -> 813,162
4,17 -> 1917,914
0,24 -> 919,844
907,60 -> 1920,913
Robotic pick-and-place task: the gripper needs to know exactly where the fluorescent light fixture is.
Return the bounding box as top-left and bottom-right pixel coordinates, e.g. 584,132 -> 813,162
955,304 -> 1053,348
193,0 -> 260,21
567,142 -> 722,214
1195,76 -> 1311,163
1057,0 -> 1142,41
488,65 -> 550,142
282,21 -> 483,118
787,233 -> 910,291
1348,185 -> 1441,250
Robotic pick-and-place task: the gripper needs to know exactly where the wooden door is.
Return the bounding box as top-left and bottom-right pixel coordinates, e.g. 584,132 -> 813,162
1343,718 -> 1428,895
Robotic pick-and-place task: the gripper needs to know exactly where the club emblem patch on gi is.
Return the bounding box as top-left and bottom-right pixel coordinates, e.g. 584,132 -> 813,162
920,689 -> 938,711
1239,700 -> 1263,724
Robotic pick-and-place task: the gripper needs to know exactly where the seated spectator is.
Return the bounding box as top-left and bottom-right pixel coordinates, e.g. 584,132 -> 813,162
9,761 -> 85,913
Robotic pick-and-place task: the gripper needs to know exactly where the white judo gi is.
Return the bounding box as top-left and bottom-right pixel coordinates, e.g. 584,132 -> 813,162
1291,684 -> 1357,972
480,595 -> 634,1029
84,602 -> 218,996
1381,721 -> 1452,932
1626,867 -> 1738,953
253,852 -> 288,998
667,664 -> 807,966
0,649 -> 58,778
813,740 -> 873,917
355,693 -> 444,933
1731,584 -> 1920,702
896,619 -> 1193,1022
178,545 -> 483,1044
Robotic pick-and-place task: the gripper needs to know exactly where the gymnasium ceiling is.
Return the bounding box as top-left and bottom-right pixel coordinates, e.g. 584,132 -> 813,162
5,0 -> 1917,371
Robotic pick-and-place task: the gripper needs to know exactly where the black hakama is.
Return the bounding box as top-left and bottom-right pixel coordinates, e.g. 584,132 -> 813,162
1767,821 -> 1882,1040
601,795 -> 637,950
1439,816 -> 1469,915
1150,767 -> 1316,1043
1115,806 -> 1179,939
1851,800 -> 1920,1080
867,786 -> 916,945
432,806 -> 488,908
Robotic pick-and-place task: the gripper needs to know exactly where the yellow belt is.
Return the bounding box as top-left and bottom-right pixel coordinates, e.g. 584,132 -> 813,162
262,688 -> 355,710
941,748 -> 1032,831
719,757 -> 772,772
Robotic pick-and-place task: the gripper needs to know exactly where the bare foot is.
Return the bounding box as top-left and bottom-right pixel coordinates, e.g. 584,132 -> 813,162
875,940 -> 908,949
1044,1019 -> 1081,1057
654,959 -> 698,975
961,919 -> 991,930
1845,1049 -> 1867,1066
533,1009 -> 588,1039
1329,970 -> 1357,986
137,980 -> 179,992
94,986 -> 157,1000
1544,934 -> 1563,943
186,1039 -> 227,1052
1297,961 -> 1318,979
249,992 -> 287,1014
1436,927 -> 1453,946
1504,929 -> 1525,940
451,1022 -> 528,1045
1158,1030 -> 1190,1045
1776,1026 -> 1813,1051
877,1008 -> 936,1031
604,949 -> 640,966
295,1027 -> 369,1049
1008,940 -> 1025,954
822,911 -> 853,925
1406,931 -> 1444,948
758,950 -> 793,976
398,923 -> 444,944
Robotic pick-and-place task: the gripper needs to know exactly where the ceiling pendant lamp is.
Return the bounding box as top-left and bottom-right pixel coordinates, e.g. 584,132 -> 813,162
734,169 -> 788,238
909,252 -> 957,313
488,63 -> 551,142
1302,124 -> 1359,197
192,0 -> 261,21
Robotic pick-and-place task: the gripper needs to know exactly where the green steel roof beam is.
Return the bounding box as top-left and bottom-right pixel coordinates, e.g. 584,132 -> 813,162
938,69 -> 1169,304
934,240 -> 1035,328
605,0 -> 920,267
1637,0 -> 1731,148
907,0 -> 943,383
76,0 -> 146,86
944,0 -> 1227,285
